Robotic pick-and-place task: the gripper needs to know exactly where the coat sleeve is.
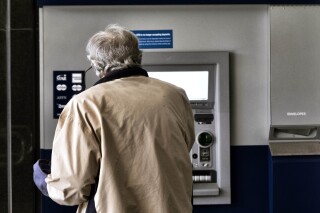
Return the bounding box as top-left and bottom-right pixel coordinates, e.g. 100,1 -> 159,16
180,90 -> 195,151
46,98 -> 101,206
185,102 -> 195,151
33,159 -> 51,197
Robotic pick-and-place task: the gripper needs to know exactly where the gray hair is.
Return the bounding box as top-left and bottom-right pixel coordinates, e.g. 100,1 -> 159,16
86,24 -> 142,78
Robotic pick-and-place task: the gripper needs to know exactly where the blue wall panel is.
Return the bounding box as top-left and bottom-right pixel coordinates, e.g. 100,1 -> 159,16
40,146 -> 320,212
270,155 -> 320,213
194,146 -> 269,213
40,146 -> 270,213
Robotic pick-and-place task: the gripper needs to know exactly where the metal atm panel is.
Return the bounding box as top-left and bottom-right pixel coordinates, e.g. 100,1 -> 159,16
142,51 -> 231,205
271,6 -> 320,126
269,6 -> 320,155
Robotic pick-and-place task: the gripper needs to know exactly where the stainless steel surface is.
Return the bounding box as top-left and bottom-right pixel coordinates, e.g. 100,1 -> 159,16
271,6 -> 320,126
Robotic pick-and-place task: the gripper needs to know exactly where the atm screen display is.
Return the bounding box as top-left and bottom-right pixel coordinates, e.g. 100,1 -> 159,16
148,71 -> 209,101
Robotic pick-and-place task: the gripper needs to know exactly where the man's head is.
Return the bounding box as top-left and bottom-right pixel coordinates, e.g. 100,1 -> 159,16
86,24 -> 142,78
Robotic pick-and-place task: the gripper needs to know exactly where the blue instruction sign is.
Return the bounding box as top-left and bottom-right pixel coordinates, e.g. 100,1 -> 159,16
132,30 -> 173,49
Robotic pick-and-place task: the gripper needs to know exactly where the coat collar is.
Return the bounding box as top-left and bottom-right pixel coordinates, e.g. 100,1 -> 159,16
94,66 -> 149,86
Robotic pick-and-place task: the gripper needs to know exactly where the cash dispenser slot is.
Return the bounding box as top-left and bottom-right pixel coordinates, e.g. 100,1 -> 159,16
193,170 -> 219,197
193,170 -> 217,183
193,170 -> 219,196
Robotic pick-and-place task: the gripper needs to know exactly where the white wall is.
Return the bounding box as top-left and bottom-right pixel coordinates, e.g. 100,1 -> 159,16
40,5 -> 270,149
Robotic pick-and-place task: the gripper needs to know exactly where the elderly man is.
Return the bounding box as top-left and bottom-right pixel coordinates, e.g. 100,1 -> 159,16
34,24 -> 195,213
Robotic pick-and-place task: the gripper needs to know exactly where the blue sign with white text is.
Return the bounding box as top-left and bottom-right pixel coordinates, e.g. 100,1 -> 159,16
132,30 -> 173,49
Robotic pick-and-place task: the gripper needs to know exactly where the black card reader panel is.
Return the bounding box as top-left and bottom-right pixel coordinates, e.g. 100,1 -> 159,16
194,114 -> 214,124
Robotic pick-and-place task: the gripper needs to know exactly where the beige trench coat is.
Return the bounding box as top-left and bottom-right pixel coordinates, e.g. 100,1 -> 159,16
46,75 -> 195,213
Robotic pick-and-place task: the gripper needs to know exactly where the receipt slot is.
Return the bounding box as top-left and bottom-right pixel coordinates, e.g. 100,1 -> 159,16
142,51 -> 231,205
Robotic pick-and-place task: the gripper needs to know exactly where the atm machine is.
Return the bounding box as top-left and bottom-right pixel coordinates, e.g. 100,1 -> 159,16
142,51 -> 230,205
41,52 -> 231,209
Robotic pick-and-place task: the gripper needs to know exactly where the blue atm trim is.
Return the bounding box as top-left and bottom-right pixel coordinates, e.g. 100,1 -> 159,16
270,155 -> 320,213
37,0 -> 320,6
40,145 -> 270,213
268,151 -> 274,213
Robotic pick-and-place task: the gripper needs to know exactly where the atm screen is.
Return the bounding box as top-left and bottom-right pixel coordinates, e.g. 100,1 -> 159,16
148,71 -> 209,101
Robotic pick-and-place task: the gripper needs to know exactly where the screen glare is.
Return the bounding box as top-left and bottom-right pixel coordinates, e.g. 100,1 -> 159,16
148,71 -> 209,100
